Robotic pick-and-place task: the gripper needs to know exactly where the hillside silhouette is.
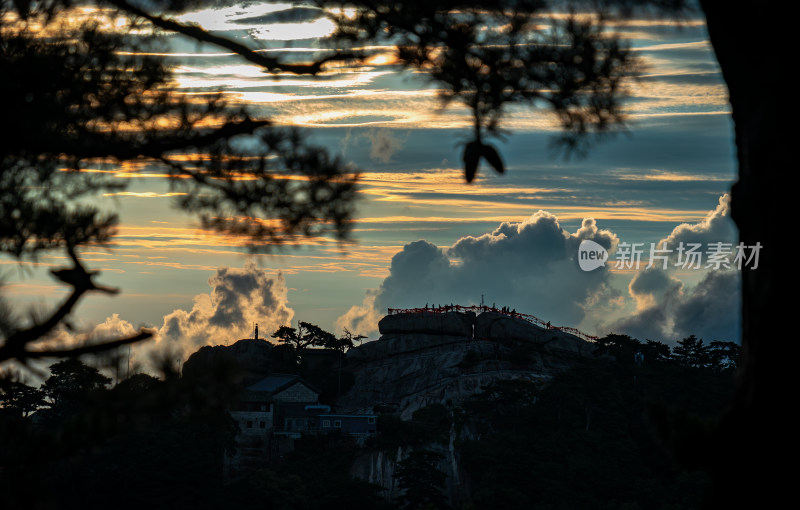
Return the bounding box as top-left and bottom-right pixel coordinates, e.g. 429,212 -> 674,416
2,309 -> 739,509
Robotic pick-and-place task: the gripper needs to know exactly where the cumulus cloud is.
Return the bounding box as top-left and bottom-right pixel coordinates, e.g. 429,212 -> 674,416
334,291 -> 381,336
628,267 -> 684,311
338,211 -> 619,336
611,267 -> 684,340
27,264 -> 295,374
3,313 -> 144,380
339,194 -> 740,345
672,270 -> 740,341
149,262 -> 293,361
661,193 -> 735,248
92,313 -> 138,339
21,313 -> 140,355
607,194 -> 741,343
610,269 -> 740,343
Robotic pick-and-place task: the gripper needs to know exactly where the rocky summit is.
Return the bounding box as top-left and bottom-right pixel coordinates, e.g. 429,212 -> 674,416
340,310 -> 593,419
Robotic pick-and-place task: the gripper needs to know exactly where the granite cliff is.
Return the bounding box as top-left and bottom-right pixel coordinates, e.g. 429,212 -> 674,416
342,309 -> 594,503
340,310 -> 592,418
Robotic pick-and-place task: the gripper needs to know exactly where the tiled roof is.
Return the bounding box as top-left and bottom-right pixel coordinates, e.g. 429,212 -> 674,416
246,374 -> 301,393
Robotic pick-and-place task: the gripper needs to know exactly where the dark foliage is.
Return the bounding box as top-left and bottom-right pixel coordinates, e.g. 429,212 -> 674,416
268,322 -> 356,402
0,375 -> 43,417
395,450 -> 449,509
272,322 -> 339,354
457,354 -> 736,509
228,435 -> 392,510
363,336 -> 739,509
1,331 -> 740,509
0,359 -> 241,510
372,404 -> 452,450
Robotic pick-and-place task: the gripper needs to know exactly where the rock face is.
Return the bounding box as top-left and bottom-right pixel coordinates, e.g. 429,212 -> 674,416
341,311 -> 592,419
378,311 -> 475,337
343,338 -> 522,419
351,440 -> 463,503
474,311 -> 547,342
346,333 -> 468,362
343,310 -> 596,507
475,311 -> 592,356
351,447 -> 404,500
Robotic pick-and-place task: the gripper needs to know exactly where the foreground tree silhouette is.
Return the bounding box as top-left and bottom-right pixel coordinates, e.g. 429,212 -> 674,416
1,0 -> 787,505
0,1 -> 359,364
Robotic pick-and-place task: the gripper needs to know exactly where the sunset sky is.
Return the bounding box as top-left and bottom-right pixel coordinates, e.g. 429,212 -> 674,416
3,2 -> 742,363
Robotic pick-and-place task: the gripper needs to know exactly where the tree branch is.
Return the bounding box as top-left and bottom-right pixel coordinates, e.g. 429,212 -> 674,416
21,330 -> 153,360
106,0 -> 363,75
0,245 -> 122,363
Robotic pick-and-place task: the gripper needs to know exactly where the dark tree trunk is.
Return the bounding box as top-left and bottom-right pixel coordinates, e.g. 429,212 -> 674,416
700,1 -> 791,506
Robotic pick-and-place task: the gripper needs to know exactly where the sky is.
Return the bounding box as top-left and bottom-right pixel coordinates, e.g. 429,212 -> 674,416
2,1 -> 745,366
